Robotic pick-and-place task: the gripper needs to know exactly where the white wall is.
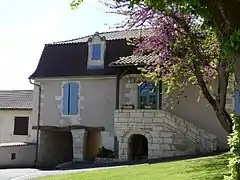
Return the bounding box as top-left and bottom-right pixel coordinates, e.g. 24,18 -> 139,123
0,110 -> 35,143
101,131 -> 114,151
0,145 -> 36,167
33,77 -> 117,151
34,77 -> 116,131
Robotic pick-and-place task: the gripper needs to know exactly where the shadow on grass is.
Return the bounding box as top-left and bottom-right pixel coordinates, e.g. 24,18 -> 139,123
182,153 -> 230,180
52,150 -> 229,171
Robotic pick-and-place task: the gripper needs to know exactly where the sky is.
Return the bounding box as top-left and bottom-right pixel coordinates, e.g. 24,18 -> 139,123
0,0 -> 125,90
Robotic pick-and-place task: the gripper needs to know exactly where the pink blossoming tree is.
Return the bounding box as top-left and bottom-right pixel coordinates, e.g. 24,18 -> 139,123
107,2 -> 233,133
70,0 -> 233,133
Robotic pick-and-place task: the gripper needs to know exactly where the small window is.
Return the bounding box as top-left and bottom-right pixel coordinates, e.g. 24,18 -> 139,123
62,82 -> 79,115
14,117 -> 29,135
11,153 -> 16,160
91,44 -> 101,60
138,83 -> 158,109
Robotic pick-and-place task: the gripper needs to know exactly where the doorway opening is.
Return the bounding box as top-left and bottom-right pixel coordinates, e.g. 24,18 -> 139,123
84,131 -> 101,161
128,134 -> 148,160
38,130 -> 73,167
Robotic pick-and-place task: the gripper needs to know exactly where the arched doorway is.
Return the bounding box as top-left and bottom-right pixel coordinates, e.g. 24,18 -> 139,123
128,134 -> 148,160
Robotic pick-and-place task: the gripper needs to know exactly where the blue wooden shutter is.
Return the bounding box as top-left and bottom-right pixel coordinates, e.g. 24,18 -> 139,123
235,91 -> 240,116
62,83 -> 70,115
92,44 -> 101,60
69,82 -> 79,115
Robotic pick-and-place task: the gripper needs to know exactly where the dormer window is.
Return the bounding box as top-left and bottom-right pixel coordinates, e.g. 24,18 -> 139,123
87,32 -> 106,70
92,44 -> 101,60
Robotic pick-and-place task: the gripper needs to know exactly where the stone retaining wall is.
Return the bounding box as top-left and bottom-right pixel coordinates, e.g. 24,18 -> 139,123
114,109 -> 218,160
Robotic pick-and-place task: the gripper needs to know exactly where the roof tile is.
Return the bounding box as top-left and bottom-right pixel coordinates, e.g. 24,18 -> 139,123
109,54 -> 156,67
0,90 -> 33,110
48,28 -> 153,45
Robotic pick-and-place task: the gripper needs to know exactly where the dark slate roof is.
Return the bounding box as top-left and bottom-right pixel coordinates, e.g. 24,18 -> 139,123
30,39 -> 133,78
109,54 -> 156,67
29,29 -> 154,78
0,90 -> 33,110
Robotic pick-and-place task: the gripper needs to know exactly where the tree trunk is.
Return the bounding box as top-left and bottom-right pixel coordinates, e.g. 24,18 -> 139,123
232,54 -> 240,90
201,0 -> 240,89
171,12 -> 233,133
217,59 -> 233,130
201,0 -> 240,35
192,59 -> 232,133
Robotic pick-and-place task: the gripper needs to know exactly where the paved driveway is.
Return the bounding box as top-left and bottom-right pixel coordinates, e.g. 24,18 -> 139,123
0,166 -> 128,180
0,169 -> 39,180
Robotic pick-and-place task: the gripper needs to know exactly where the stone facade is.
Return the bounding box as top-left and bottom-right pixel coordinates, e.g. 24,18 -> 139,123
114,109 -> 218,160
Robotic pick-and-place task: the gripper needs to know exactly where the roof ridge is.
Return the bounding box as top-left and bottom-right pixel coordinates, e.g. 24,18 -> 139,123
47,28 -> 148,45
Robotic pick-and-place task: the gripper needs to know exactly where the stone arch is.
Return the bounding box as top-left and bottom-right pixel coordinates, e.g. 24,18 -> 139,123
128,134 -> 148,160
116,129 -> 153,160
124,129 -> 153,160
124,129 -> 153,144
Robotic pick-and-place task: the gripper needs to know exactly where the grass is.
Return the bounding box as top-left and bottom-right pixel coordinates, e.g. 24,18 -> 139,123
36,153 -> 229,180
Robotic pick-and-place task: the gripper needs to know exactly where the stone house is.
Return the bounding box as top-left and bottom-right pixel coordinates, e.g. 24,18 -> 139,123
29,29 -> 231,167
0,90 -> 36,167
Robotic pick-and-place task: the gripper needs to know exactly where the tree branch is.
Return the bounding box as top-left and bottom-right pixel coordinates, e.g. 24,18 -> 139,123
171,12 -> 232,132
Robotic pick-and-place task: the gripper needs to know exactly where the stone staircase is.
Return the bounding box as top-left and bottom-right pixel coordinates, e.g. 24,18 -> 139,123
114,109 -> 219,160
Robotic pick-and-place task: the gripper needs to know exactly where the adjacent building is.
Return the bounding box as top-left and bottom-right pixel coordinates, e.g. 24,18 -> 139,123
0,90 -> 36,167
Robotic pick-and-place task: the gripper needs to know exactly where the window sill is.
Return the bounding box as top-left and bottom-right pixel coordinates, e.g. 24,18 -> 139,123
12,134 -> 29,136
61,114 -> 80,118
139,105 -> 157,110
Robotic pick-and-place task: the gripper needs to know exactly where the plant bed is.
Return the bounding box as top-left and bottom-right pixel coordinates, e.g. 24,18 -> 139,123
94,157 -> 123,164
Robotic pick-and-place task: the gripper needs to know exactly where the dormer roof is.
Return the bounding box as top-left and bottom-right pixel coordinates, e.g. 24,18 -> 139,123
30,29 -> 152,79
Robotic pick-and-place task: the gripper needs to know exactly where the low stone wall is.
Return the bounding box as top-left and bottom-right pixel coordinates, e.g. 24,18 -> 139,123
114,109 -> 218,160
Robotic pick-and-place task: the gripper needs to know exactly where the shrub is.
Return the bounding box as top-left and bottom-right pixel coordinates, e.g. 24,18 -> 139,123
97,146 -> 115,158
225,114 -> 240,180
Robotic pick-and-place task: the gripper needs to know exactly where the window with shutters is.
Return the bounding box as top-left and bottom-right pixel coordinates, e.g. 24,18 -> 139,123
91,44 -> 101,60
62,82 -> 79,115
138,82 -> 158,109
13,117 -> 29,135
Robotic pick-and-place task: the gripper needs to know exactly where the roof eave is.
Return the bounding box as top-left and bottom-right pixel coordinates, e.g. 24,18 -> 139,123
108,63 -> 146,68
0,108 -> 32,111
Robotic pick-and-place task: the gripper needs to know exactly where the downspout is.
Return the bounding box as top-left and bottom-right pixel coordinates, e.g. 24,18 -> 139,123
29,78 -> 41,167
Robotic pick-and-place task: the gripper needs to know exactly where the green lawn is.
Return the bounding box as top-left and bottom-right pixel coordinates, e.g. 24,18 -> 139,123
37,153 -> 229,180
